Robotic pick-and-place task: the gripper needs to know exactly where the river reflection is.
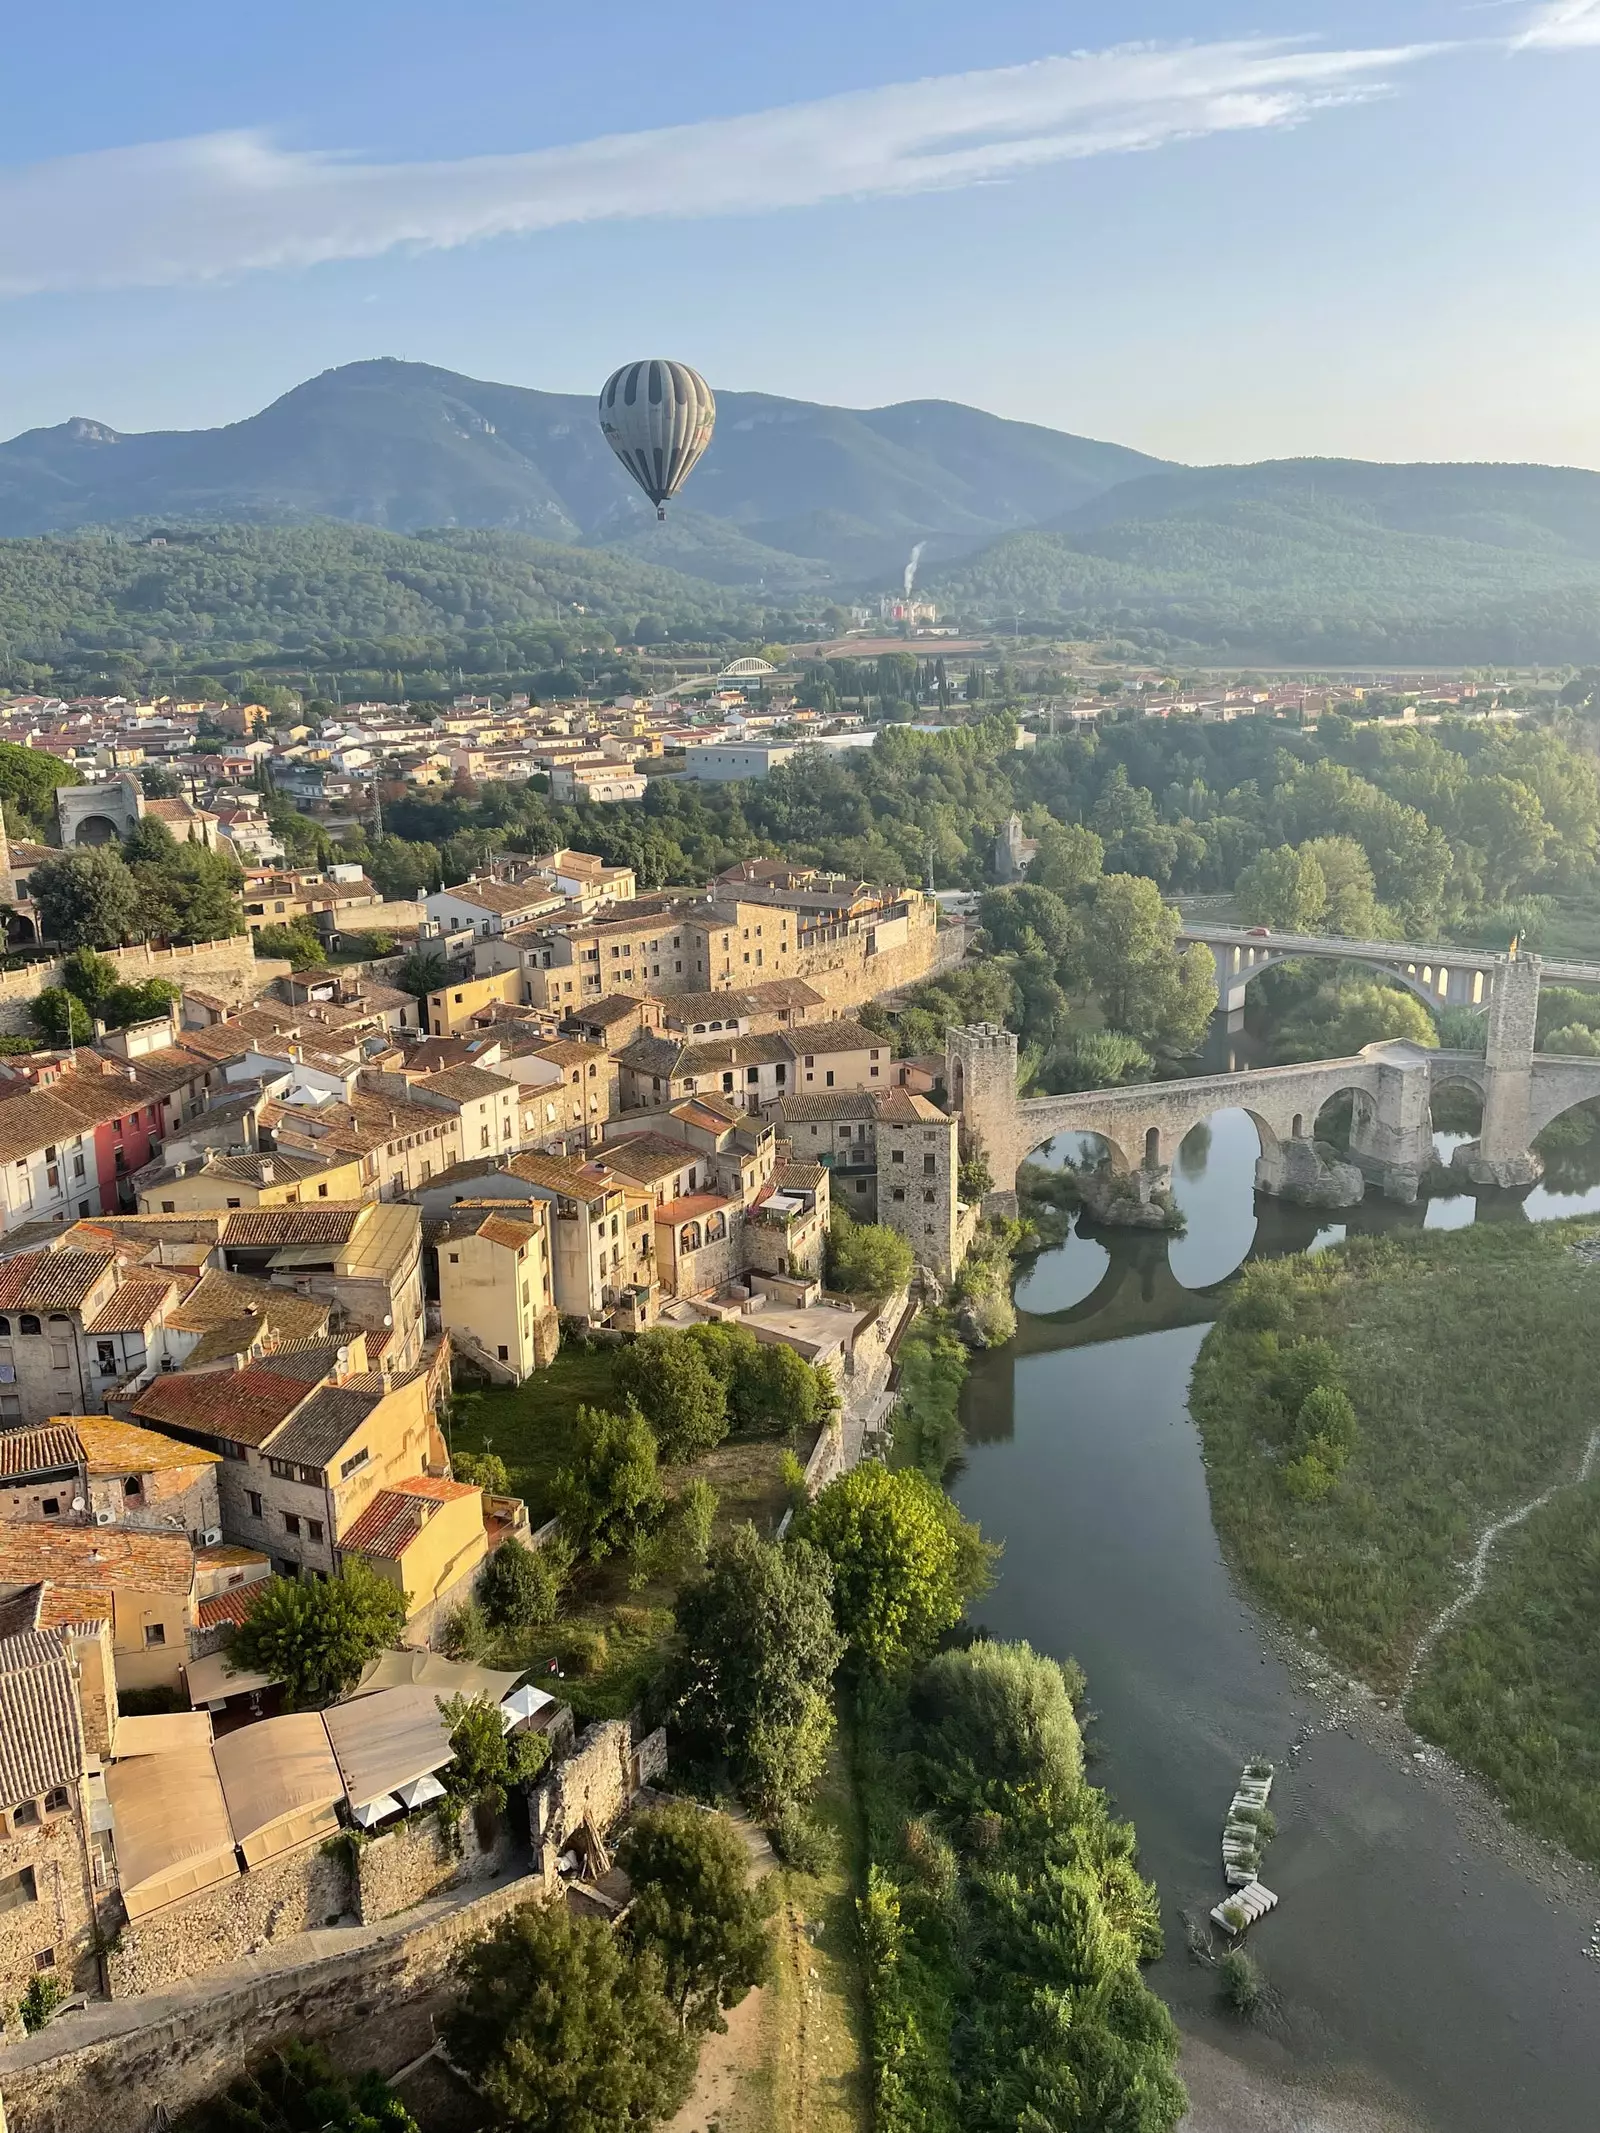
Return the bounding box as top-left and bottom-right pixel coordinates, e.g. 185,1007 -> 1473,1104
954,1064 -> 1600,2131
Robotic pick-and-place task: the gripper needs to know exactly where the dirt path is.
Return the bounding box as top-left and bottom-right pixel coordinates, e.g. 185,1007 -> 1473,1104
1401,1424 -> 1600,1699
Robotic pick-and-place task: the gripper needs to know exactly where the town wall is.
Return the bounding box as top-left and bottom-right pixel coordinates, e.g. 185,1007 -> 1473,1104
0,1798 -> 97,2008
0,938 -> 279,1036
355,1801 -> 516,1923
531,1718 -> 638,1868
105,1838 -> 347,2000
0,1869 -> 547,2133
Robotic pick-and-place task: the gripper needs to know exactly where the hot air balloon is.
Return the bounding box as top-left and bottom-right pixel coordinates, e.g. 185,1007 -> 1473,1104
598,360 -> 715,520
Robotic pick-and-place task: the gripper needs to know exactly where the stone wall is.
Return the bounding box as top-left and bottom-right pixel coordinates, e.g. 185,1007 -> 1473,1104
0,937 -> 278,1036
0,1870 -> 547,2133
105,1839 -> 347,2001
531,1718 -> 637,1869
355,1802 -> 515,1925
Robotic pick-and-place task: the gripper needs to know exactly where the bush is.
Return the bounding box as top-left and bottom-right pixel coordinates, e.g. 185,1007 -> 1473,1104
451,1449 -> 510,1494
478,1535 -> 569,1630
254,921 -> 325,965
826,1211 -> 914,1298
767,1802 -> 831,1875
438,1599 -> 492,1662
1219,1948 -> 1264,2016
910,1638 -> 1083,1813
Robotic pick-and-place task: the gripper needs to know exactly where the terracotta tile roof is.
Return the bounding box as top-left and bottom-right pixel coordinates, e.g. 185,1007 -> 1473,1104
655,1193 -> 732,1223
678,1033 -> 792,1074
504,1150 -> 610,1202
436,1203 -> 544,1250
600,1135 -> 699,1185
196,1584 -> 265,1630
876,1090 -> 949,1125
0,1425 -> 83,1480
790,1019 -> 882,1055
661,979 -> 824,1025
131,1364 -> 320,1448
175,1027 -> 256,1065
0,1623 -> 85,1800
771,1092 -> 878,1124
75,1416 -> 220,1474
84,1278 -> 179,1334
264,1383 -> 382,1468
340,1482 -> 456,1558
775,1161 -> 827,1191
413,1065 -> 516,1104
165,1268 -> 326,1339
392,1475 -> 476,1505
615,1034 -> 683,1077
0,1520 -> 196,1598
438,880 -> 553,916
568,993 -> 646,1028
0,1250 -> 116,1315
221,1206 -> 363,1249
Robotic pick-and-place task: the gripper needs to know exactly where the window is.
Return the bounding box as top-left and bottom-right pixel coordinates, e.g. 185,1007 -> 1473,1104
825,1070 -> 835,1088
892,1188 -> 905,1202
924,1154 -> 937,1176
0,1868 -> 37,1911
160,1200 -> 175,1213
247,1490 -> 263,1518
307,1519 -> 324,1543
123,1475 -> 142,1499
269,1458 -> 295,1480
448,1252 -> 459,1264
49,1344 -> 69,1372
40,1498 -> 58,1518
924,1190 -> 936,1205
891,1149 -> 904,1164
497,1344 -> 509,1361
97,1342 -> 117,1374
340,1447 -> 369,1480
143,1623 -> 166,1648
18,1316 -> 39,1336
43,1788 -> 69,1815
72,1154 -> 85,1180
226,1197 -> 241,1210
283,1513 -> 301,1537
33,1949 -> 55,1974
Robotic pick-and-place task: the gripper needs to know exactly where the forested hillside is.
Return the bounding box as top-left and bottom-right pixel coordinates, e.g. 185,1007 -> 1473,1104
933,460 -> 1600,660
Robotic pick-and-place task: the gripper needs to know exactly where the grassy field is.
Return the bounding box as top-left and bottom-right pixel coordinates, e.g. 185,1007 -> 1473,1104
1190,1221 -> 1600,1694
447,1343 -> 623,1520
1408,1473 -> 1600,1862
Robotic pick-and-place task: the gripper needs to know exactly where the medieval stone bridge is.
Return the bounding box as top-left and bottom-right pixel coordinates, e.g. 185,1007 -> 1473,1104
948,952 -> 1600,1213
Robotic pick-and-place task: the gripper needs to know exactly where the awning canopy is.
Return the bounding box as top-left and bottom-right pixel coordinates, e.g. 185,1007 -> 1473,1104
394,1772 -> 446,1810
351,1794 -> 401,1829
104,1743 -> 240,1919
350,1649 -> 522,1705
323,1685 -> 454,1814
500,1685 -> 554,1729
213,1712 -> 344,1868
186,1649 -> 276,1706
112,1711 -> 214,1757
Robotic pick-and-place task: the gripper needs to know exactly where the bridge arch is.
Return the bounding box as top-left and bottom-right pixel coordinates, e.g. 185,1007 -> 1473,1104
1207,943 -> 1479,1016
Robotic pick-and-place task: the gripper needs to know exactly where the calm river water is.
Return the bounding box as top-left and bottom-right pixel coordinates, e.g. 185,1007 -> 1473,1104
952,1081 -> 1600,2131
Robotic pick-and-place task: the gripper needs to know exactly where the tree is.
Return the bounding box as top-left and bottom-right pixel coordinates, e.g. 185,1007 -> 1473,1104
183,2040 -> 418,2133
1077,875 -> 1218,1054
1272,977 -> 1438,1062
674,1525 -> 843,1816
444,1901 -> 694,2133
452,1449 -> 509,1493
0,740 -> 79,841
30,987 -> 90,1044
254,922 -> 326,965
803,1464 -> 995,1675
100,978 -> 180,1031
59,947 -> 119,1012
226,1560 -> 406,1709
29,848 -> 142,949
619,1802 -> 773,2035
397,949 -> 447,1000
613,1330 -> 729,1462
910,1638 -> 1084,1815
683,1321 -> 838,1437
476,1533 -> 568,1630
979,884 -> 1077,960
1030,819 -> 1105,897
436,1693 -> 548,1814
550,1404 -> 665,1561
826,1212 -> 914,1298
1300,835 -> 1380,936
368,835 -> 441,901
1235,844 -> 1327,933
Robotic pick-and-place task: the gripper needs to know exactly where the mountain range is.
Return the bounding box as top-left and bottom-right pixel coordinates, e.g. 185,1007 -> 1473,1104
4,360 -> 1600,660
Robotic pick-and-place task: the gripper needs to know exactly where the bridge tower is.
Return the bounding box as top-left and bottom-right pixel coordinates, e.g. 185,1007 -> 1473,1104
946,1023 -> 1022,1211
1459,954 -> 1542,1187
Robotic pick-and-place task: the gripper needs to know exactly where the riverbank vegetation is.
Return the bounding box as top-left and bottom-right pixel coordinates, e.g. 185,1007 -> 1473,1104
1192,1221 -> 1600,1860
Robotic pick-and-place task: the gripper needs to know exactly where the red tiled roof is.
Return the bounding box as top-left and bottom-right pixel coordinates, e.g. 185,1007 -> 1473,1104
131,1364 -> 319,1446
84,1278 -> 179,1334
197,1584 -> 265,1630
392,1475 -> 476,1505
221,1207 -> 362,1248
339,1488 -> 433,1558
655,1192 -> 731,1223
0,1251 -> 116,1315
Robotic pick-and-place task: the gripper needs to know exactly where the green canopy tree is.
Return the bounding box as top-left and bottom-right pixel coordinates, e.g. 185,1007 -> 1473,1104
1077,875 -> 1217,1054
1029,819 -> 1105,897
226,1561 -> 406,1710
29,849 -> 143,950
674,1525 -> 843,1816
550,1404 -> 665,1561
803,1464 -> 996,1675
826,1212 -> 913,1298
613,1330 -> 729,1463
444,1901 -> 694,2133
1235,844 -> 1327,932
619,1801 -> 773,2034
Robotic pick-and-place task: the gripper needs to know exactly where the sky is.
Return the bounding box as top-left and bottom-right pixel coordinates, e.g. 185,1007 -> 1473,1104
1,1 -> 1598,468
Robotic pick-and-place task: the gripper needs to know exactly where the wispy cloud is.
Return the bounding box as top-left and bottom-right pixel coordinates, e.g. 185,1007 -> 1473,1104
1514,1 -> 1600,47
0,37 -> 1443,298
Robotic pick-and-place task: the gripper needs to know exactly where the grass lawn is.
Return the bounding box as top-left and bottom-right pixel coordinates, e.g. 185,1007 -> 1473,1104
1191,1220 -> 1600,1695
447,1343 -> 623,1520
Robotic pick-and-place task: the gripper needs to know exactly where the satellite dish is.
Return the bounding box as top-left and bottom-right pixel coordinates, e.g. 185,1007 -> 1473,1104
71,1496 -> 85,1513
598,360 -> 715,520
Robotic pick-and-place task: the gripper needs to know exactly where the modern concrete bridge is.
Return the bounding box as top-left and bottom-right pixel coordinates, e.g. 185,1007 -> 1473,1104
948,952 -> 1600,1212
1178,922 -> 1600,1022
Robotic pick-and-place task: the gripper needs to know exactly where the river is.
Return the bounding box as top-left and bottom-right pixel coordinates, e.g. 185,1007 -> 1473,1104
951,1088 -> 1600,2131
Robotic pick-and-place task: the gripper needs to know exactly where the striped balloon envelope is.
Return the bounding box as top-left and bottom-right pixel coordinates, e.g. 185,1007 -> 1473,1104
598,360 -> 716,519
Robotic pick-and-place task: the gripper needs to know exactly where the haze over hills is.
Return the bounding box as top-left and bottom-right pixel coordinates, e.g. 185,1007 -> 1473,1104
0,359 -> 1167,583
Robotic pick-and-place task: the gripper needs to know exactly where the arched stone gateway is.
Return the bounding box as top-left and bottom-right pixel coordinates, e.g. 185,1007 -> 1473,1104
947,955 -> 1600,1223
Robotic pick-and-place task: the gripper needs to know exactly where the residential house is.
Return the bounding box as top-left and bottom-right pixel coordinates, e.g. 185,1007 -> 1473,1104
0,1522 -> 206,1694
339,1476 -> 491,1635
0,1418 -> 222,1543
213,1203 -> 426,1370
656,979 -> 824,1038
423,878 -> 566,944
767,1087 -> 962,1275
744,1161 -> 830,1283
138,1147 -> 366,1214
434,1203 -> 559,1380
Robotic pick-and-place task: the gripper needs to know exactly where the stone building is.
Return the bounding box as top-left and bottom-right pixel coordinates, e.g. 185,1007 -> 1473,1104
767,1086 -> 962,1276
0,1419 -> 222,1544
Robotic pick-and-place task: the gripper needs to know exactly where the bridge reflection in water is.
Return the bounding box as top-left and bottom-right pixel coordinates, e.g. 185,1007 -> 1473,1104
965,1104 -> 1600,1449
